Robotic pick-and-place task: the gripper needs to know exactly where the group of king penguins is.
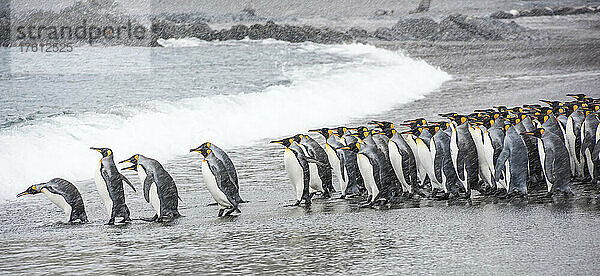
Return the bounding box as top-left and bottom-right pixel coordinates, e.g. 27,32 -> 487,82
15,93 -> 600,223
16,142 -> 245,223
271,93 -> 600,207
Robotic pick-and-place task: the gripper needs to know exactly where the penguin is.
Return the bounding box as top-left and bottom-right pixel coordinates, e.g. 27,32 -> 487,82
565,94 -> 589,177
495,123 -> 528,196
373,121 -> 420,197
294,134 -> 335,197
466,116 -> 496,193
196,142 -> 245,204
270,137 -> 312,206
17,178 -> 88,223
429,122 -> 460,197
523,128 -> 573,196
422,124 -> 452,197
309,128 -> 359,198
333,126 -> 366,194
119,154 -> 181,222
91,147 -> 136,225
402,126 -> 444,196
190,144 -> 241,217
581,110 -> 599,180
441,114 -> 480,198
353,126 -> 400,195
481,116 -> 507,193
340,141 -> 394,207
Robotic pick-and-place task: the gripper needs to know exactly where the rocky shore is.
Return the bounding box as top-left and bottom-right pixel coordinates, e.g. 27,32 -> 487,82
490,5 -> 600,19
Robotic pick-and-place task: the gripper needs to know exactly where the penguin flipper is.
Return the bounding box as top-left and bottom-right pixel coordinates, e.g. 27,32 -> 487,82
209,159 -> 239,208
306,156 -> 331,169
120,174 -> 136,192
143,174 -> 154,203
544,147 -> 558,185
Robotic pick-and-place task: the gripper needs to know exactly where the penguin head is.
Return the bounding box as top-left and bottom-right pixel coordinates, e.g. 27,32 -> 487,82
405,118 -> 427,126
506,116 -> 521,126
424,125 -> 440,134
292,134 -> 306,144
522,128 -> 545,139
119,154 -> 140,171
567,93 -> 588,102
368,120 -> 395,131
451,115 -> 468,126
503,124 -> 512,132
351,126 -> 371,140
338,142 -> 361,153
90,147 -> 112,158
438,113 -> 457,120
190,143 -> 213,158
430,121 -> 451,130
540,99 -> 563,108
400,127 -> 422,136
270,137 -> 294,148
309,128 -> 333,139
509,107 -> 524,114
333,126 -> 349,137
382,128 -> 395,138
16,184 -> 42,198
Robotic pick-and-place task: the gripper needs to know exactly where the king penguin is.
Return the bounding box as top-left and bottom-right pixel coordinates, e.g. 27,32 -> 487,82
309,128 -> 359,198
581,109 -> 599,180
294,134 -> 335,197
495,123 -> 528,196
428,123 -> 459,198
190,144 -> 241,217
523,128 -> 573,196
565,94 -> 588,178
120,154 -> 181,222
441,114 -> 480,198
91,147 -> 136,225
334,126 -> 366,194
196,142 -> 246,204
17,178 -> 88,223
270,137 -> 312,206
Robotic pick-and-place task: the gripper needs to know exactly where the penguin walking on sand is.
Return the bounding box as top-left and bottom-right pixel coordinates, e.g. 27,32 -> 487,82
565,94 -> 589,177
467,115 -> 496,193
17,178 -> 88,223
91,147 -> 136,225
190,144 -> 241,217
581,109 -> 599,180
294,134 -> 335,197
196,142 -> 246,204
353,126 -> 400,195
270,137 -> 312,206
495,123 -> 528,196
523,128 -> 573,196
120,154 -> 181,222
427,123 -> 458,198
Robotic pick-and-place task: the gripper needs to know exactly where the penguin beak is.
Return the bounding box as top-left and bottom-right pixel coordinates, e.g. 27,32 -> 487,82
269,140 -> 284,144
522,132 -> 534,136
90,147 -> 102,153
121,164 -> 137,171
308,129 -> 319,133
189,147 -> 200,153
338,146 -> 350,150
16,191 -> 29,198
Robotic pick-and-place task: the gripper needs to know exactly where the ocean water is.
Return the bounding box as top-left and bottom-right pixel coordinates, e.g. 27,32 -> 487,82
1,38 -> 600,275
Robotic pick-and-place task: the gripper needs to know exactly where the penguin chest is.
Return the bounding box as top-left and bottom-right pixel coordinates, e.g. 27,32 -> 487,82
41,189 -> 72,221
389,142 -> 410,193
537,141 -> 553,192
325,144 -> 344,186
357,154 -> 377,197
284,149 -> 304,201
202,160 -> 232,209
94,162 -> 113,216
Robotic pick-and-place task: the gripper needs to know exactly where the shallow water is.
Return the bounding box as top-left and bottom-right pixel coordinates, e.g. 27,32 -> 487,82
1,36 -> 600,274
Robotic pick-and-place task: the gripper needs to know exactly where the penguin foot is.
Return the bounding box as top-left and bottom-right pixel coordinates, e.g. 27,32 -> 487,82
224,207 -> 240,216
118,218 -> 131,224
285,201 -> 301,207
339,195 -> 346,199
207,202 -> 219,206
218,209 -> 225,217
359,201 -> 372,208
437,193 -> 449,200
105,218 -> 115,225
140,214 -> 159,222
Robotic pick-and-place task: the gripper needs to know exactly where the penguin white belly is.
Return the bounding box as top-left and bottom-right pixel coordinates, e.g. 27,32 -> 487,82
284,149 -> 304,201
565,117 -> 578,174
471,127 -> 493,187
149,182 -> 161,215
94,162 -> 113,216
504,159 -> 512,192
41,188 -> 72,221
404,135 -> 424,182
357,154 -> 376,199
416,138 -> 439,190
537,140 -> 553,192
308,163 -> 323,193
325,144 -> 346,194
389,141 -> 410,193
450,128 -> 461,181
202,160 -> 232,209
585,148 -> 594,179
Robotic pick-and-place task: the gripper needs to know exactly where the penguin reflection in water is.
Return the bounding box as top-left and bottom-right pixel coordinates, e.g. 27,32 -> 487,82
190,143 -> 241,217
119,154 -> 181,222
17,178 -> 88,223
91,147 -> 136,225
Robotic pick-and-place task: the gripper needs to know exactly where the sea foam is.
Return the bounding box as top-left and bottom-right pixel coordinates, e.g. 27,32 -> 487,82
0,40 -> 450,198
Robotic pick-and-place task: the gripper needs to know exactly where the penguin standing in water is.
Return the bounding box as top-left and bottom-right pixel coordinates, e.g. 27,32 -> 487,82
91,147 -> 136,225
441,114 -> 480,198
523,128 -> 573,196
309,128 -> 359,197
270,137 -> 312,206
294,134 -> 335,197
195,142 -> 245,204
428,122 -> 459,198
495,123 -> 528,196
190,144 -> 241,217
334,126 -> 366,194
17,178 -> 88,223
467,115 -> 496,193
353,126 -> 400,195
120,154 -> 181,222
